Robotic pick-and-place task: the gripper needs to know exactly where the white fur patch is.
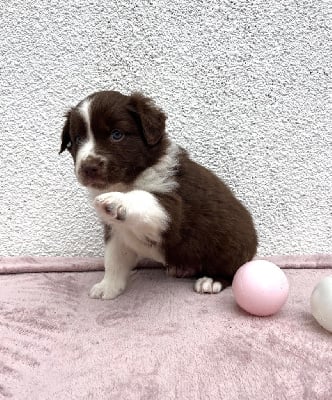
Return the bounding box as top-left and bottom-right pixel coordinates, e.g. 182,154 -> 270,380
87,141 -> 180,199
133,141 -> 180,193
194,277 -> 223,294
75,98 -> 97,177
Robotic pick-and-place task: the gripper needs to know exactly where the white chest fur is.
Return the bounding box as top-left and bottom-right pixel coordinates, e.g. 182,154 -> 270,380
93,190 -> 169,263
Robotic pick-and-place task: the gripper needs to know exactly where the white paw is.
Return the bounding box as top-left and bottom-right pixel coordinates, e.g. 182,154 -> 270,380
93,192 -> 127,223
194,277 -> 223,294
89,279 -> 125,300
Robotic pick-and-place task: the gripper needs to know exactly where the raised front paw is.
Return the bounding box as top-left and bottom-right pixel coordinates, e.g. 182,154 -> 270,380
93,192 -> 127,223
89,279 -> 125,300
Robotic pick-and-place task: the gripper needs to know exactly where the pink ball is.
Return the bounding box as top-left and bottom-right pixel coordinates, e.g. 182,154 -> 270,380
232,260 -> 289,316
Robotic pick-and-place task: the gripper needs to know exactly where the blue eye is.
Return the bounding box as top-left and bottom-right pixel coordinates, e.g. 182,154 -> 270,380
110,130 -> 124,142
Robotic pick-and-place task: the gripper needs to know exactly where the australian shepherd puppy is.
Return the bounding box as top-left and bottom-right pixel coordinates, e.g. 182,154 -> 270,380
60,91 -> 258,299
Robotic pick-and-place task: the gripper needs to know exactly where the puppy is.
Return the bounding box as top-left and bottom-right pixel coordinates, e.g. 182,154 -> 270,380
60,91 -> 258,299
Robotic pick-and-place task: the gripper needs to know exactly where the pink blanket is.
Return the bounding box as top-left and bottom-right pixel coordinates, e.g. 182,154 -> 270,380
0,254 -> 331,274
0,257 -> 331,399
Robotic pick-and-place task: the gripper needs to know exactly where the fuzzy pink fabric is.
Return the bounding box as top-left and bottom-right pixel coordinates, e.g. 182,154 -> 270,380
0,257 -> 104,274
0,258 -> 331,399
1,254 -> 332,274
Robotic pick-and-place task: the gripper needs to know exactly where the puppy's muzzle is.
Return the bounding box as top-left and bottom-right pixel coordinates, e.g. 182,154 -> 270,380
80,156 -> 106,181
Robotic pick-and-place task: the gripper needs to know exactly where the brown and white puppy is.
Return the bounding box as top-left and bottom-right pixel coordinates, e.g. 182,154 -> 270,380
60,91 -> 258,299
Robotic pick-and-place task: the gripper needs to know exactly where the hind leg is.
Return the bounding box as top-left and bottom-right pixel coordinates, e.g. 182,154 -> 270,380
166,267 -> 223,293
166,264 -> 229,294
166,264 -> 199,278
194,277 -> 223,294
194,276 -> 232,294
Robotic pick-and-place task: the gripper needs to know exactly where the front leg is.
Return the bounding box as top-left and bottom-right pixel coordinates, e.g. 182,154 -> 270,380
93,190 -> 169,246
89,235 -> 137,300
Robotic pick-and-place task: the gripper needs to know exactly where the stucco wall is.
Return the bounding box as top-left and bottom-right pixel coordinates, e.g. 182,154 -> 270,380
1,0 -> 331,256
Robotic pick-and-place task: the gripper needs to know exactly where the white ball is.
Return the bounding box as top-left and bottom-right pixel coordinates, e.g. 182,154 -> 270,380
310,276 -> 332,333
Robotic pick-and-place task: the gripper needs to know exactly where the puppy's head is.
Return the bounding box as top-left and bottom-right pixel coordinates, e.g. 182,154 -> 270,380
60,91 -> 167,189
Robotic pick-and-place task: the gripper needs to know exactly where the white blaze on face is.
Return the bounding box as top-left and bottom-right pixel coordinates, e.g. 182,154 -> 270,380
75,98 -> 96,177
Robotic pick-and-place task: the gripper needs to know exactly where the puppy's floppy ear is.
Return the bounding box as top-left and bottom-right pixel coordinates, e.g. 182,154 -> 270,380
128,92 -> 166,146
59,110 -> 72,154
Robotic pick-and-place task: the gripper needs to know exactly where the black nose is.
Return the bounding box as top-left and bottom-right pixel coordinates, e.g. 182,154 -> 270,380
81,158 -> 105,179
82,165 -> 99,179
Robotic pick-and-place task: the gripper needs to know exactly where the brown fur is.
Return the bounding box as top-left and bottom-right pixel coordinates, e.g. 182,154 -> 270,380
60,91 -> 258,284
155,150 -> 257,282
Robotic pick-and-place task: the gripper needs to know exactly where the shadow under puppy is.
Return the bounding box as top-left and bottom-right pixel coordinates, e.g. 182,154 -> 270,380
60,91 -> 258,299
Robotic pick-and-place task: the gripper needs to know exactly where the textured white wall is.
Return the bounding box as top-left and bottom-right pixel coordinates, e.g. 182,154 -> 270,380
0,0 -> 331,257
